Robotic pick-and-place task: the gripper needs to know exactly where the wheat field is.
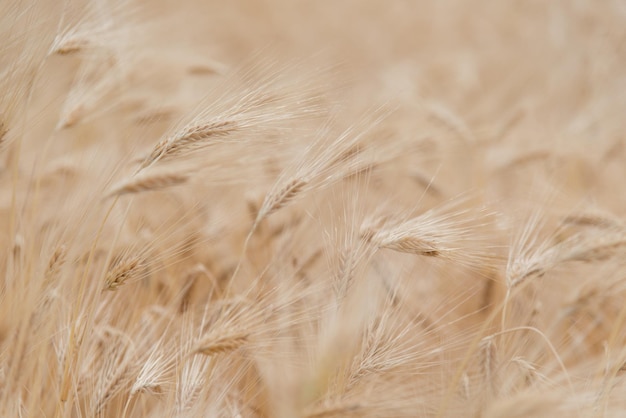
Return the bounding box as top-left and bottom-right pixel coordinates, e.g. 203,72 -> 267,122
2,1 -> 626,417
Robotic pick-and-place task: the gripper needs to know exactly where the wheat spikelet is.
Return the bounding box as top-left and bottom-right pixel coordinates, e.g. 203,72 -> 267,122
333,247 -> 357,299
130,346 -> 171,396
51,36 -> 92,55
508,228 -> 626,291
561,231 -> 626,263
136,68 -> 321,172
507,263 -> 547,290
108,172 -> 189,196
193,332 -> 248,356
134,107 -> 176,125
55,45 -> 127,130
90,329 -> 137,414
426,102 -> 475,143
177,271 -> 199,314
94,362 -> 133,414
367,201 -> 494,266
103,256 -> 141,291
500,149 -> 552,170
44,244 -> 67,282
480,337 -> 498,399
50,0 -> 139,59
11,234 -> 24,270
57,105 -> 86,130
374,234 -> 441,256
511,356 -> 548,387
460,372 -> 471,400
256,178 -> 307,223
141,119 -> 238,169
562,212 -> 623,229
0,121 -> 7,148
505,215 -> 560,291
173,313 -> 242,414
333,241 -> 375,301
248,113 -> 389,233
186,60 -> 226,75
328,144 -> 363,169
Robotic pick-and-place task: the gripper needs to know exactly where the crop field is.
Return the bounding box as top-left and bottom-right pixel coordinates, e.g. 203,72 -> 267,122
1,1 -> 626,417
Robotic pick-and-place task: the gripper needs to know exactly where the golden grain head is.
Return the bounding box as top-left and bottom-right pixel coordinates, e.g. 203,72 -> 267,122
104,256 -> 142,291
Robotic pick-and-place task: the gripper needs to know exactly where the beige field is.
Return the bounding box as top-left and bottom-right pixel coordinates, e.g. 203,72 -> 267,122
2,0 -> 626,416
